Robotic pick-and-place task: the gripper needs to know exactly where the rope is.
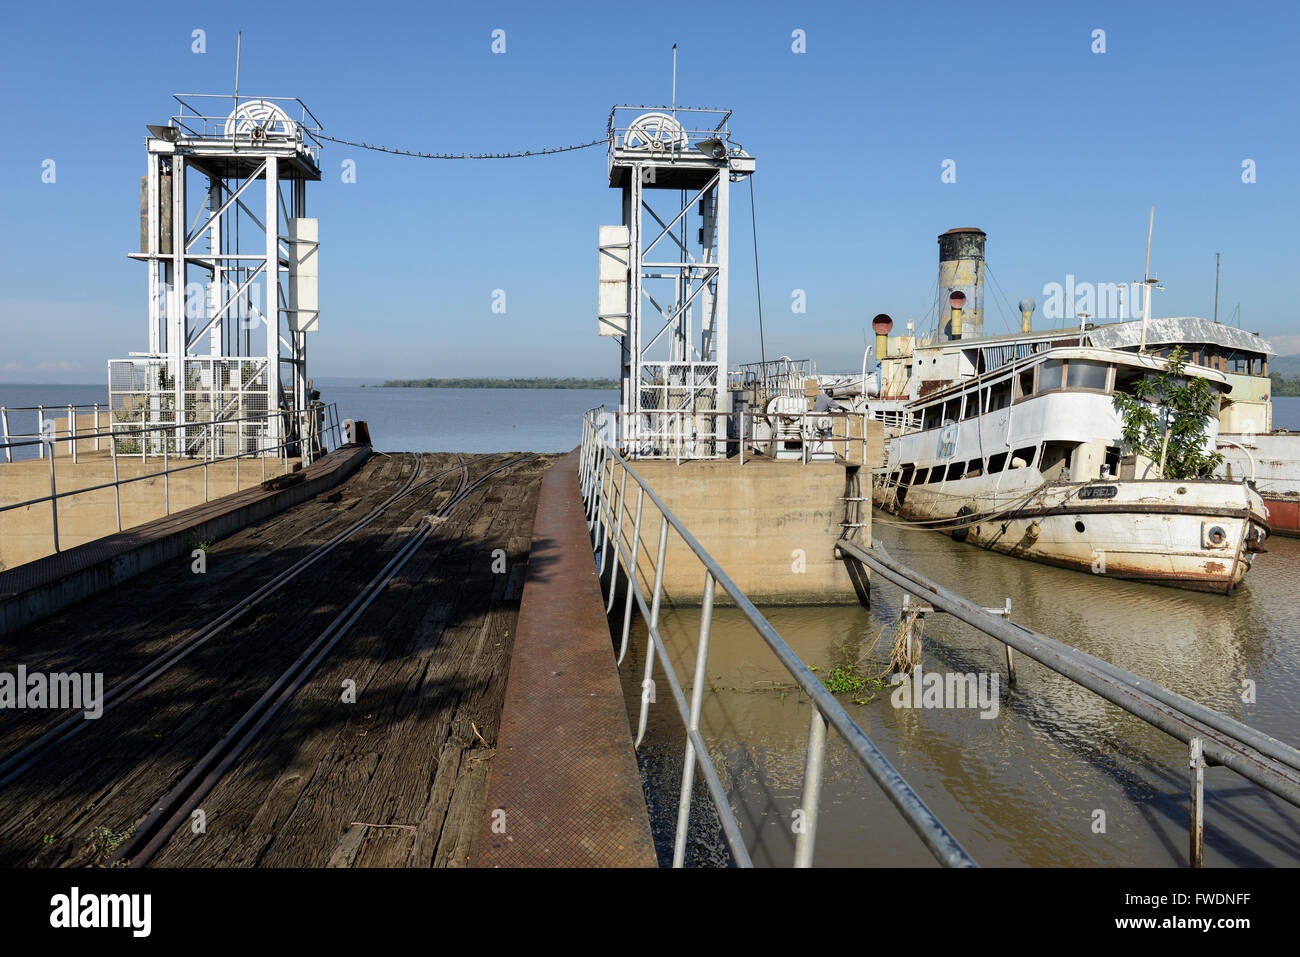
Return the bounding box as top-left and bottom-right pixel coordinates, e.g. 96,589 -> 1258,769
870,479 -> 1051,532
983,262 -> 1022,335
316,133 -> 605,160
749,177 -> 767,371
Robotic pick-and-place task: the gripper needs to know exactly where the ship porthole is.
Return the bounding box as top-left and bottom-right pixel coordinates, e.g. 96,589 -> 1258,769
1075,521 -> 1086,533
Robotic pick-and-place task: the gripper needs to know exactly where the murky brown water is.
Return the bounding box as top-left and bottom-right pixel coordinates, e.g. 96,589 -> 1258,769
618,517 -> 1300,867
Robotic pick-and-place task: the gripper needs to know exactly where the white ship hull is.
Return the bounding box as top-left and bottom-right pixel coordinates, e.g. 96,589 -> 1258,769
874,471 -> 1269,593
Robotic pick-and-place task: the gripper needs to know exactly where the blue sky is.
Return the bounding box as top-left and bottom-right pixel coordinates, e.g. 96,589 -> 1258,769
1,0 -> 1296,383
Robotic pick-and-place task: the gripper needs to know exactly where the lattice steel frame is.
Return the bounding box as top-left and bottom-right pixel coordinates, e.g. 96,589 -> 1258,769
116,94 -> 322,454
606,106 -> 756,457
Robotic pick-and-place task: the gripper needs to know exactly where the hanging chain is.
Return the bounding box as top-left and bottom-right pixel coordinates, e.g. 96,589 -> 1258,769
316,133 -> 605,160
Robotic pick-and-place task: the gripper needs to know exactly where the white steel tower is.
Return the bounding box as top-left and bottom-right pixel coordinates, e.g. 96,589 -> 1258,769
112,94 -> 323,457
599,106 -> 755,458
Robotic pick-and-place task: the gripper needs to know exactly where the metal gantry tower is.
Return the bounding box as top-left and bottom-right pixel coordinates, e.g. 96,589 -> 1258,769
112,94 -> 323,455
600,106 -> 755,457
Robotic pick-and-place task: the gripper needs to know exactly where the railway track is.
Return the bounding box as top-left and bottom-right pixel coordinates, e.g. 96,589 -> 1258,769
103,452 -> 535,867
0,452 -> 500,792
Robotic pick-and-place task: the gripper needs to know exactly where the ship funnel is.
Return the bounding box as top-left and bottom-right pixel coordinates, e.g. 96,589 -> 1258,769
871,313 -> 893,361
948,291 -> 966,338
1019,297 -> 1036,334
937,227 -> 985,341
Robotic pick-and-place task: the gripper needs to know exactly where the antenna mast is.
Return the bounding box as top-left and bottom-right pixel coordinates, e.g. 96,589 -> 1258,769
671,43 -> 677,116
1214,252 -> 1221,323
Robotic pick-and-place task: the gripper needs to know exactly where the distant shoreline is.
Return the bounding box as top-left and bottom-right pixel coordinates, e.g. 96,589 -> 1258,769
378,377 -> 617,390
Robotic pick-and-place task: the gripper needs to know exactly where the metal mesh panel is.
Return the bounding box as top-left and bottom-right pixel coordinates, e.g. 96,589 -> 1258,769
109,358 -> 273,458
632,361 -> 722,458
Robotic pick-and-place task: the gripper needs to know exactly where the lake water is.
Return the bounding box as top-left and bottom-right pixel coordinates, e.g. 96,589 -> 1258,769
0,383 -> 620,458
4,386 -> 1297,455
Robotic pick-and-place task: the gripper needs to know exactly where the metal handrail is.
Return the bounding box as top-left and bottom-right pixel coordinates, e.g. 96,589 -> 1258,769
579,407 -> 975,868
0,404 -> 342,556
837,536 -> 1300,867
1,403 -> 110,464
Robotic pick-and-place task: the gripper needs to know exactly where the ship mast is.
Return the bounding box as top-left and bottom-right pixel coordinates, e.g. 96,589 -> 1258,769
1137,206 -> 1163,353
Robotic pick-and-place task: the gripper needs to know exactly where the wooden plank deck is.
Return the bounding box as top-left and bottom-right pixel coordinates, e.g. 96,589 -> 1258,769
0,453 -> 557,867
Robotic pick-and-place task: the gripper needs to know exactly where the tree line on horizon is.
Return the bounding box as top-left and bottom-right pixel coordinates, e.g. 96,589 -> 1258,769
379,376 -> 618,390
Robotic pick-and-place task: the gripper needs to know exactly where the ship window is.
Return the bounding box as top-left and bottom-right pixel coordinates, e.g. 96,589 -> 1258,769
913,467 -> 929,485
1011,445 -> 1037,468
1039,359 -> 1065,391
1017,369 -> 1034,399
1040,442 -> 1074,480
1070,360 -> 1110,391
943,400 -> 961,424
929,467 -> 944,484
1113,366 -> 1145,395
1103,446 -> 1120,479
963,391 -> 982,419
965,459 -> 983,478
987,452 -> 1008,474
922,405 -> 941,430
988,381 -> 1012,411
946,462 -> 965,481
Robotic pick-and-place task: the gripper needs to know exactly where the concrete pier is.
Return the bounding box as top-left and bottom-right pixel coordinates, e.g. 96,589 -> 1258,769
618,457 -> 868,604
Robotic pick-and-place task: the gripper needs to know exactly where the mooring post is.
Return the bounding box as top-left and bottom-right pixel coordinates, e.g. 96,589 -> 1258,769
1190,736 -> 1205,868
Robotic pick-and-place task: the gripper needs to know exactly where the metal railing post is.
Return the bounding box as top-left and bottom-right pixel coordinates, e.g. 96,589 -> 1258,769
793,707 -> 828,867
634,516 -> 671,748
68,403 -> 77,464
672,570 -> 716,868
607,467 -> 628,612
163,425 -> 170,515
203,422 -> 211,503
111,429 -> 122,531
1,407 -> 9,463
94,403 -> 101,452
618,485 -> 645,666
38,406 -> 45,460
1189,737 -> 1205,868
48,436 -> 59,552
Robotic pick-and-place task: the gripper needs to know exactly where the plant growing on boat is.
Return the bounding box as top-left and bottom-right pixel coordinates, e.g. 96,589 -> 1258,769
1112,346 -> 1225,479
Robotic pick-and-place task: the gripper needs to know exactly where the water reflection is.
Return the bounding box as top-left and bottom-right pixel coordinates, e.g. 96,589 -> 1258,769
619,515 -> 1300,867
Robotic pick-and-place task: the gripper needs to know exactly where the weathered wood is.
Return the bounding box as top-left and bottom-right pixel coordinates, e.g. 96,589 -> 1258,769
0,453 -> 551,868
